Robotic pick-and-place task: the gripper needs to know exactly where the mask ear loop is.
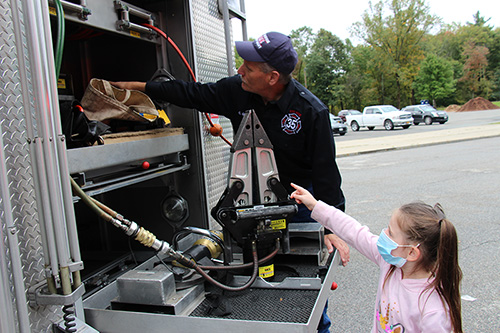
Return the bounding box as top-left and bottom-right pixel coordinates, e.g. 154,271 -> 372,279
398,243 -> 420,248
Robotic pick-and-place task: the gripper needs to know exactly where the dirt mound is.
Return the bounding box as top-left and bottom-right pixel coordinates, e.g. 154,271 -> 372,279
456,97 -> 499,112
445,104 -> 461,112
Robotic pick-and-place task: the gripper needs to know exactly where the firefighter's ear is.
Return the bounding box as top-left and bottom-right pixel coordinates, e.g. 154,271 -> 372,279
268,70 -> 280,86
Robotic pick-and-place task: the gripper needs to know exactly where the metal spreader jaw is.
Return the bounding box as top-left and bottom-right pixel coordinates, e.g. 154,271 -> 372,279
211,110 -> 297,260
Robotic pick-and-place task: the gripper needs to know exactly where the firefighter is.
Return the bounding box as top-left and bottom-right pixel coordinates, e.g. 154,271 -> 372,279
112,31 -> 349,332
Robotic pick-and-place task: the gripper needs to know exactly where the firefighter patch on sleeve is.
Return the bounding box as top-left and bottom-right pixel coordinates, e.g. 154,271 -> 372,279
281,110 -> 302,135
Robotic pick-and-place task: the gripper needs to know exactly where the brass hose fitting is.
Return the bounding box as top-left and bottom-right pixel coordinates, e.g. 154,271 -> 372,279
135,227 -> 156,247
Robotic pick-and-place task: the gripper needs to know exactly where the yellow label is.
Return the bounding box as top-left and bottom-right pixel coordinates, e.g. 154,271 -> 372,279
259,264 -> 274,278
49,7 -> 57,16
130,31 -> 141,38
270,219 -> 286,230
57,79 -> 66,89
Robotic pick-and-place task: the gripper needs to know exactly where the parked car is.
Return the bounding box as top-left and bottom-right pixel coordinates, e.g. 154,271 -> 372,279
345,105 -> 413,131
338,109 -> 361,123
329,114 -> 348,136
401,104 -> 449,125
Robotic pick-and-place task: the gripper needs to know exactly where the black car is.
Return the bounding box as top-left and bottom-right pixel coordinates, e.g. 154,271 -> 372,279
401,105 -> 449,125
329,114 -> 347,136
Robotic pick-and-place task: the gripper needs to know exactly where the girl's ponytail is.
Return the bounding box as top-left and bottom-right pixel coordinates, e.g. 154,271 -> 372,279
433,218 -> 463,333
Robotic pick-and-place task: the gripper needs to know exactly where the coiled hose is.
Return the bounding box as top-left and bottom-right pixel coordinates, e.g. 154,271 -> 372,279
182,240 -> 260,292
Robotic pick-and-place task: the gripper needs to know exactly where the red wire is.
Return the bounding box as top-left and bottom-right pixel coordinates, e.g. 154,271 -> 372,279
143,23 -> 231,146
143,24 -> 196,82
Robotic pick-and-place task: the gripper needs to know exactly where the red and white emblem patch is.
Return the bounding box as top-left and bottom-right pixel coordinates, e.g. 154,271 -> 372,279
255,34 -> 271,49
281,111 -> 302,135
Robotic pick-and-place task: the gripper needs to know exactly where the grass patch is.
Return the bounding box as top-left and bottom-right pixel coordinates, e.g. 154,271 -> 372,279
492,101 -> 500,107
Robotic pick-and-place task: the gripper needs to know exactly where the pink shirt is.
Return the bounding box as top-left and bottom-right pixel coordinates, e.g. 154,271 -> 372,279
312,201 -> 452,332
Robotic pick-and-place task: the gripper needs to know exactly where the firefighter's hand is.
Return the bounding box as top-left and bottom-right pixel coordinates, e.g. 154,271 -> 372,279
110,81 -> 147,92
325,233 -> 350,266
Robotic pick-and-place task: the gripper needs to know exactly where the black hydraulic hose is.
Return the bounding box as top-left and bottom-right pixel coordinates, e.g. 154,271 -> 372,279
70,178 -> 112,222
180,240 -> 259,292
173,226 -> 228,265
199,238 -> 280,271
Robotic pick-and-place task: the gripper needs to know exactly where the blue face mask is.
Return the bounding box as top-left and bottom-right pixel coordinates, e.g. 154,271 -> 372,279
376,229 -> 417,268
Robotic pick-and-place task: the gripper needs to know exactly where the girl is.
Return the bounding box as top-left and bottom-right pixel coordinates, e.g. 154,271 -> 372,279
290,183 -> 462,333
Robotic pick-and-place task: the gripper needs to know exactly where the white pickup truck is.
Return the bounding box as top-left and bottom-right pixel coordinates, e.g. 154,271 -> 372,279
345,105 -> 413,131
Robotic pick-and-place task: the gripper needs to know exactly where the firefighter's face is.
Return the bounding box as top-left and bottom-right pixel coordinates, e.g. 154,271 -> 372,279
237,60 -> 273,95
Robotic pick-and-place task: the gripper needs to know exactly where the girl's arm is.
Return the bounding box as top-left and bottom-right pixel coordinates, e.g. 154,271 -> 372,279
291,183 -> 381,265
290,183 -> 317,210
311,201 -> 380,264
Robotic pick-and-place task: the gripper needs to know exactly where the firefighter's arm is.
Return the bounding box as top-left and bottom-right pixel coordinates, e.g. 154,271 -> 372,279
325,233 -> 350,266
110,81 -> 146,92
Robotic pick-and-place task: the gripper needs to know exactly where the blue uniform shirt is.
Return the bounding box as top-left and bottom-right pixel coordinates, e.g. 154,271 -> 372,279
146,75 -> 345,212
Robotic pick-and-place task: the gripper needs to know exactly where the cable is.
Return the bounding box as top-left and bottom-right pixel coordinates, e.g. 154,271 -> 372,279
181,240 -> 260,292
144,23 -> 195,82
199,239 -> 280,271
142,23 -> 232,146
53,0 -> 65,79
70,178 -> 113,223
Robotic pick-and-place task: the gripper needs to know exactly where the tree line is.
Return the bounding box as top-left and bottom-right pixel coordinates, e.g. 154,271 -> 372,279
237,0 -> 500,112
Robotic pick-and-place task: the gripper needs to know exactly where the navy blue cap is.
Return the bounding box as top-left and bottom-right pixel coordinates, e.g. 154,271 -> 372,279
235,32 -> 298,75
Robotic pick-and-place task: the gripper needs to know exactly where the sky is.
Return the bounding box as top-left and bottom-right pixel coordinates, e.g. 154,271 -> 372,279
231,0 -> 500,44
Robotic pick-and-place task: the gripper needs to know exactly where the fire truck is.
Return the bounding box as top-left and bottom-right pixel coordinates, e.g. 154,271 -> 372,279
0,1 -> 339,332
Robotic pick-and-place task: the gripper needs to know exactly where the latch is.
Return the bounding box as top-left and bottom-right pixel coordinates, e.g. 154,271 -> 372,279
114,1 -> 156,39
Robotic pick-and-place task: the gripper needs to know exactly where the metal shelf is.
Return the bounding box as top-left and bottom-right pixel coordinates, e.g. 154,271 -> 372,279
67,132 -> 189,174
67,131 -> 190,196
48,0 -> 161,44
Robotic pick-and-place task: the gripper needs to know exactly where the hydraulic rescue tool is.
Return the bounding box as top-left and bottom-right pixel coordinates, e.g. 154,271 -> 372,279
211,110 -> 297,274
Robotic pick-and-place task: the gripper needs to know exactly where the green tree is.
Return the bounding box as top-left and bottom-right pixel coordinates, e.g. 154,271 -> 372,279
413,54 -> 455,106
490,28 -> 500,100
305,29 -> 349,111
234,46 -> 243,70
458,41 -> 493,99
468,11 -> 492,27
420,11 -> 500,102
352,0 -> 439,108
290,27 -> 315,86
422,29 -> 462,61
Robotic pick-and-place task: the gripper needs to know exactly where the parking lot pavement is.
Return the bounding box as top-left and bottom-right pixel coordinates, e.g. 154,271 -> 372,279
335,123 -> 500,157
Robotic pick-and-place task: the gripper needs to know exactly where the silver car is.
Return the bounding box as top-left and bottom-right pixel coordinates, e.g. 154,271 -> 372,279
329,114 -> 348,136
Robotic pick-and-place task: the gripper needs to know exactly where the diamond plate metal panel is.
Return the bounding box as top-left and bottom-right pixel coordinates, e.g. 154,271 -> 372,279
192,0 -> 235,229
0,0 -> 63,331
